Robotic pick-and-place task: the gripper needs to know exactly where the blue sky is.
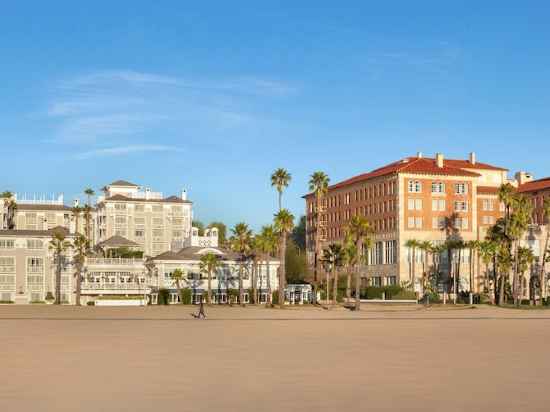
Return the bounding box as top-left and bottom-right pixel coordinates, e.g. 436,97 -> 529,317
1,1 -> 550,230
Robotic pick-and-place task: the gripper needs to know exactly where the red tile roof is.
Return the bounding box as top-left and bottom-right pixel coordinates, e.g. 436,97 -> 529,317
307,157 -> 482,195
518,177 -> 550,193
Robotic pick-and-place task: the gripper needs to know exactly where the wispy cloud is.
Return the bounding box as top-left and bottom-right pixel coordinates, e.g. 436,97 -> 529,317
46,70 -> 296,150
76,144 -> 184,159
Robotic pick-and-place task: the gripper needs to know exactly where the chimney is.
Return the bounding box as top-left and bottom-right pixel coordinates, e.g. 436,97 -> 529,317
417,151 -> 423,158
469,152 -> 477,165
181,189 -> 187,201
515,171 -> 534,186
436,153 -> 444,168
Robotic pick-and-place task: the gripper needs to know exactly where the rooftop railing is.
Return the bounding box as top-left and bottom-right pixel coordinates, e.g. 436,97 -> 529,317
87,258 -> 145,266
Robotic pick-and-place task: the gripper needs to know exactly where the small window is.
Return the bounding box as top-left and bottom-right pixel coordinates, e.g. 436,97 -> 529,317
408,180 -> 422,193
455,183 -> 468,195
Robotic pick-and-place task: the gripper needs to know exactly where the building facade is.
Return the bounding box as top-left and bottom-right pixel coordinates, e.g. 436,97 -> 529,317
304,152 -> 511,292
95,180 -> 193,257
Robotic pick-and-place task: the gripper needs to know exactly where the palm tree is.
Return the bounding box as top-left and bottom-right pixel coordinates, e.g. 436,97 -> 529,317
345,215 -> 373,311
517,246 -> 535,305
71,205 -> 83,234
1,191 -> 17,230
271,168 -> 292,211
72,234 -> 89,306
418,241 -> 433,296
83,188 -> 95,241
321,243 -> 344,305
308,171 -> 330,304
230,223 -> 253,306
274,209 -> 295,307
487,218 -> 509,305
49,229 -> 72,304
258,225 -> 278,306
199,252 -> 220,305
478,240 -> 498,304
465,240 -> 481,300
405,239 -> 420,292
539,198 -> 550,304
170,268 -> 185,304
342,234 -> 357,302
508,194 -> 533,306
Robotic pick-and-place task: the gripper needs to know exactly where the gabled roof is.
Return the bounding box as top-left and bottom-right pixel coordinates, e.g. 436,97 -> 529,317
305,157 -> 483,196
518,177 -> 550,193
98,235 -> 140,248
109,180 -> 139,187
103,194 -> 191,204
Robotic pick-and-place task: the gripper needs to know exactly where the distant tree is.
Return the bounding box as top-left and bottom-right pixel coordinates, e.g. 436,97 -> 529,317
193,220 -> 205,236
170,269 -> 185,304
199,252 -> 221,305
230,223 -> 253,306
285,239 -> 309,284
72,234 -> 90,306
208,221 -> 227,246
291,215 -> 307,251
1,191 -> 17,230
49,229 -> 72,304
274,209 -> 295,307
270,168 -> 292,211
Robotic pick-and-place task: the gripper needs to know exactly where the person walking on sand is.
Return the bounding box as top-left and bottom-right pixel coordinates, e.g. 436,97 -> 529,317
196,296 -> 207,319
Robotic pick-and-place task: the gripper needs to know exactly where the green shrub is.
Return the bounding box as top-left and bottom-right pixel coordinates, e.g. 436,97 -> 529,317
157,288 -> 170,305
87,301 -> 95,306
272,290 -> 279,304
180,288 -> 192,304
45,292 -> 55,301
0,300 -> 14,304
97,295 -> 144,300
30,301 -> 46,304
393,290 -> 417,300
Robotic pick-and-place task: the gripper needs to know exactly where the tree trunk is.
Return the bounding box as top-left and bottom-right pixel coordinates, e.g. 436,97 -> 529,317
207,270 -> 212,305
539,231 -> 549,305
354,240 -> 361,311
266,257 -> 272,306
252,259 -> 258,304
333,268 -> 339,305
346,269 -> 352,302
325,269 -> 330,305
75,262 -> 82,306
238,260 -> 244,307
279,234 -> 287,307
513,242 -> 520,307
498,272 -> 506,306
55,255 -> 62,305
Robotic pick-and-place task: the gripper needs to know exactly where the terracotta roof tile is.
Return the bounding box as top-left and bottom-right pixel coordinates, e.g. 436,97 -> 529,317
477,186 -> 500,195
518,177 -> 550,193
109,180 -> 139,187
305,157 -> 483,196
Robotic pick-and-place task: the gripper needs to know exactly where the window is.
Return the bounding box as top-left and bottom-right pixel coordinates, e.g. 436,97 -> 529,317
482,216 -> 495,225
0,257 -> 15,273
0,239 -> 15,249
482,199 -> 494,211
152,205 -> 163,213
27,257 -> 44,273
432,199 -> 446,211
384,241 -> 397,264
408,198 -> 422,211
115,216 -> 127,225
455,183 -> 468,195
408,180 -> 422,193
454,201 -> 468,212
134,204 -> 145,212
135,230 -> 145,237
26,239 -> 43,249
408,217 -> 423,229
386,276 -> 397,286
114,203 -> 126,210
371,277 -> 382,287
454,217 -> 469,230
432,182 -> 445,194
408,217 -> 415,229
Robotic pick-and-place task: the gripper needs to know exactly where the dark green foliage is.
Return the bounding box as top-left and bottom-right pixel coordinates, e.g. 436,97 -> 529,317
271,290 -> 279,304
285,239 -> 309,284
157,288 -> 170,305
180,288 -> 192,304
291,216 -> 306,251
192,220 -> 205,236
107,247 -> 144,258
45,291 -> 55,301
208,222 -> 227,246
360,286 -> 416,300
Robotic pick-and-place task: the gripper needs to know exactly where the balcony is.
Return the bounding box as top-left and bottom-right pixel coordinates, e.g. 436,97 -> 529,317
87,258 -> 145,266
81,283 -> 150,292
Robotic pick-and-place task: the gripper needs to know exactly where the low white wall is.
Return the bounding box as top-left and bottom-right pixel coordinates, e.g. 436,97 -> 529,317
95,299 -> 146,306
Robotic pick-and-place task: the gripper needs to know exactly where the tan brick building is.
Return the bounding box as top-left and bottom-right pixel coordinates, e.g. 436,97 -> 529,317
304,152 -> 509,292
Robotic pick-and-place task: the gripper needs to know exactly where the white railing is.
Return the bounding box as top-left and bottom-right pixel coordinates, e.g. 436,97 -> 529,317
87,258 -> 145,266
82,283 -> 149,291
27,266 -> 44,274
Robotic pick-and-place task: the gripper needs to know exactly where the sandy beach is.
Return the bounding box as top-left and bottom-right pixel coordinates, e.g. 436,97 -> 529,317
1,304 -> 550,412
